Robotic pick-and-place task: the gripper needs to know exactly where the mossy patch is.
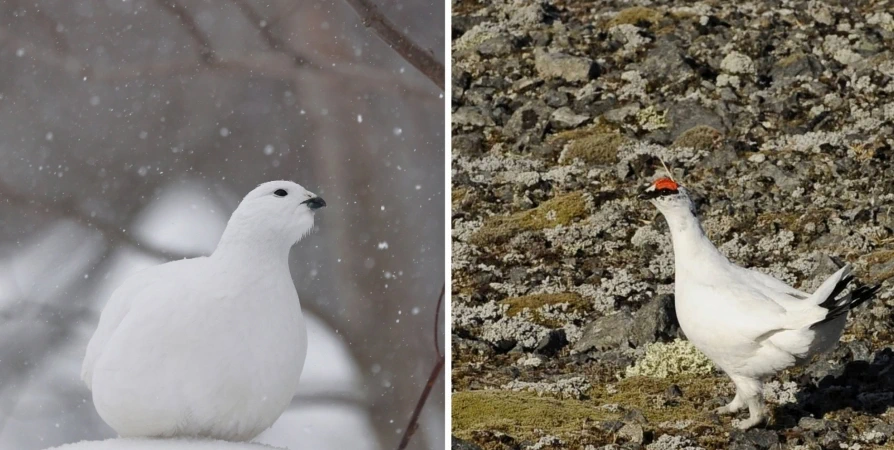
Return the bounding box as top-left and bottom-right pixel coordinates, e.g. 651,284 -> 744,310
453,390 -> 613,440
453,375 -> 729,442
501,292 -> 589,327
560,132 -> 628,165
607,7 -> 663,29
672,125 -> 723,151
472,191 -> 590,245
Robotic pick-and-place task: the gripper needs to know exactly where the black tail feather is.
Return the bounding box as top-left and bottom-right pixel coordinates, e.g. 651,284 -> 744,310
817,274 -> 853,310
812,283 -> 881,327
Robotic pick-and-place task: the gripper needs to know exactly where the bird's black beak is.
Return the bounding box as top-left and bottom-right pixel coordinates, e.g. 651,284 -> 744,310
303,197 -> 327,210
637,189 -> 654,201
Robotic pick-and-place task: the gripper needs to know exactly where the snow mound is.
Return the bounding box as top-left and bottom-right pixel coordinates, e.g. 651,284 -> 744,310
46,438 -> 287,450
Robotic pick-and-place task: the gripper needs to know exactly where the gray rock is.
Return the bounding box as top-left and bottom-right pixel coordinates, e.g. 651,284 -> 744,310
630,294 -> 679,347
452,133 -> 485,156
759,163 -> 800,192
452,436 -> 483,450
453,106 -> 494,128
637,35 -> 693,80
452,67 -> 471,104
504,100 -> 552,143
771,53 -> 823,87
534,329 -> 568,356
507,1 -> 546,26
573,311 -> 635,353
618,422 -> 645,444
549,107 -> 589,130
477,35 -> 515,57
728,428 -> 779,450
798,416 -> 834,432
603,103 -> 640,124
534,48 -> 600,83
665,101 -> 725,141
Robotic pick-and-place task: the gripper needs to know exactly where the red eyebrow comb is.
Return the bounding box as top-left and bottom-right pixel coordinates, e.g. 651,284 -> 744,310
654,177 -> 678,191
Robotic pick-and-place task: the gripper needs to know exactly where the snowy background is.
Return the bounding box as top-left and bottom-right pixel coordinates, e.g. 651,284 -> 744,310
0,1 -> 444,449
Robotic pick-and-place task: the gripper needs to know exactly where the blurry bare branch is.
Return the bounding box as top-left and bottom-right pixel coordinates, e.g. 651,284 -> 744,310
0,24 -> 437,100
229,0 -> 310,67
397,285 -> 445,450
154,0 -> 217,63
0,178 -> 193,261
342,0 -> 445,90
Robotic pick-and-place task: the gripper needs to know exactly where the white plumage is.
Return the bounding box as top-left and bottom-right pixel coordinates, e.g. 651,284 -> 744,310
82,180 -> 326,441
642,177 -> 878,429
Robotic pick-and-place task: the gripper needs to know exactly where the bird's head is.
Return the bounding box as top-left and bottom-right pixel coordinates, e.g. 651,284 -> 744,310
638,177 -> 695,215
229,180 -> 326,245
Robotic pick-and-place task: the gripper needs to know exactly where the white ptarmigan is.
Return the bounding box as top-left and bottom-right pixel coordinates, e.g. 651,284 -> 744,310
641,176 -> 878,429
81,180 -> 326,441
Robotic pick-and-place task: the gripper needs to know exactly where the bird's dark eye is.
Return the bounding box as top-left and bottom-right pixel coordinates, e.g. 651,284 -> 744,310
274,189 -> 288,197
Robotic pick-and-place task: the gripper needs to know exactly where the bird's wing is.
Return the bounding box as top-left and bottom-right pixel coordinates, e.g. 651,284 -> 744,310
737,266 -> 810,301
81,258 -> 201,390
686,280 -> 825,344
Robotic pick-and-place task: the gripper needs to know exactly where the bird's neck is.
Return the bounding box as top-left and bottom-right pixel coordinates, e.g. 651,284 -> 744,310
211,221 -> 291,269
662,208 -> 728,277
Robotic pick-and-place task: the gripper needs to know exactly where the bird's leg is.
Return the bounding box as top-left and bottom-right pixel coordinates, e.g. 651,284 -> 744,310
728,376 -> 766,430
714,391 -> 744,415
736,395 -> 767,430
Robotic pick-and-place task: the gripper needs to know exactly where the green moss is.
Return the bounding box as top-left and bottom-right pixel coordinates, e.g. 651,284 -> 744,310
453,390 -> 613,439
625,339 -> 716,378
672,125 -> 723,151
607,7 -> 662,29
453,375 -> 729,441
561,132 -> 628,165
502,292 -> 587,316
501,292 -> 589,327
472,191 -> 589,245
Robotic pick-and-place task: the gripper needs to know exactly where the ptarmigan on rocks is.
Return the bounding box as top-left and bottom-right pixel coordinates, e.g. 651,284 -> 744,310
82,180 -> 326,441
641,176 -> 878,429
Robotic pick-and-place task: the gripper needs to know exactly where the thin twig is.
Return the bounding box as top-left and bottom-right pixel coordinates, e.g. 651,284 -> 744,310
342,0 -> 444,90
154,0 -> 216,63
434,284 -> 444,358
397,285 -> 445,450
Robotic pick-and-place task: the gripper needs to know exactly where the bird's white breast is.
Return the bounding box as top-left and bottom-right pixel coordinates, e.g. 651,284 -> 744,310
90,259 -> 307,441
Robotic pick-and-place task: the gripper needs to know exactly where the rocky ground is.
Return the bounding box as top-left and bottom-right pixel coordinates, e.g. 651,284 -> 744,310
450,0 -> 894,449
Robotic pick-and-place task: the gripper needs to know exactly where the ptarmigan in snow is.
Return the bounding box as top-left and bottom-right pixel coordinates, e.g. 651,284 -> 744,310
641,177 -> 879,429
82,180 -> 326,441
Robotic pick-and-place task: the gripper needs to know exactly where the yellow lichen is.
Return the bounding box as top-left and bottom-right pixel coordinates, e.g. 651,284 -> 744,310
636,106 -> 668,131
625,339 -> 716,378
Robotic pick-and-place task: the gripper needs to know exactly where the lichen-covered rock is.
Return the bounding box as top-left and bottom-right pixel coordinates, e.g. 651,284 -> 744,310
534,49 -> 600,83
